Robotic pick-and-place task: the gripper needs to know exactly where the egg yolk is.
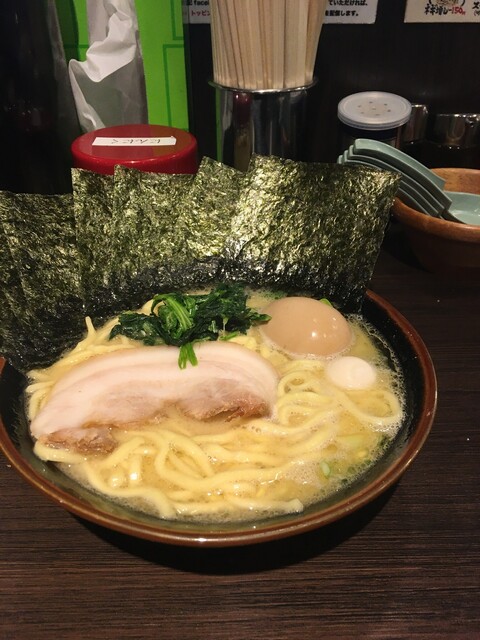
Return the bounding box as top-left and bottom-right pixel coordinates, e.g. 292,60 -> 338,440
260,296 -> 353,358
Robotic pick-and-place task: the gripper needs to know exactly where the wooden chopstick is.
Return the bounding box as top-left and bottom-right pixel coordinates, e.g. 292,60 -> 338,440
210,0 -> 325,90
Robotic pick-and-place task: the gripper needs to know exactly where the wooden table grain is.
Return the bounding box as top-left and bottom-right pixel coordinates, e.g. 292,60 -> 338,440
1,223 -> 479,640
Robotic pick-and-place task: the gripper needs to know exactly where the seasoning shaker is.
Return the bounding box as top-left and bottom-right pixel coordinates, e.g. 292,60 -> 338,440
337,91 -> 412,153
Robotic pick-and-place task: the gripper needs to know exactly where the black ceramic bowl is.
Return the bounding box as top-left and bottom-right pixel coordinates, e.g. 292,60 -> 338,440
0,290 -> 437,547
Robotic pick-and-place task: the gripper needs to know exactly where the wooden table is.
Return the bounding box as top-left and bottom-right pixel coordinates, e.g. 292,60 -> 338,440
1,223 -> 479,640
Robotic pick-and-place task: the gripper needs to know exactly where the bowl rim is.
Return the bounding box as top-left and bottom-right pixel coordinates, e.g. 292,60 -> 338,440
0,290 -> 438,547
392,197 -> 480,240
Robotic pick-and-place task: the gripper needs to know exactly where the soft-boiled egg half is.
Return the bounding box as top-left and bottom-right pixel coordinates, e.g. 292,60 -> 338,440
260,296 -> 353,358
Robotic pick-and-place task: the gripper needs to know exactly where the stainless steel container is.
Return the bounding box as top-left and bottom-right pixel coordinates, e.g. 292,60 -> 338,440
402,104 -> 429,145
401,104 -> 429,161
211,82 -> 315,172
427,113 -> 480,148
423,113 -> 480,168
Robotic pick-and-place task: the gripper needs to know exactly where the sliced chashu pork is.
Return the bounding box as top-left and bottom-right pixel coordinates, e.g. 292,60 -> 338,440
30,342 -> 279,453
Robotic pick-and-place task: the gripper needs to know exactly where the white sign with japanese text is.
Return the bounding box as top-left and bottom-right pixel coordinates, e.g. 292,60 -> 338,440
405,0 -> 480,22
92,137 -> 177,147
184,0 -> 211,24
324,0 -> 378,24
183,0 -> 379,26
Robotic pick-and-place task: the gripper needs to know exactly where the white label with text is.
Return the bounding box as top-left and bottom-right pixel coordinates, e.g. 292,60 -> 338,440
92,137 -> 177,147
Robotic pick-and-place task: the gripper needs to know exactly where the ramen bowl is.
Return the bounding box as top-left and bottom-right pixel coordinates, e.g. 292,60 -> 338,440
391,168 -> 480,279
0,290 -> 436,547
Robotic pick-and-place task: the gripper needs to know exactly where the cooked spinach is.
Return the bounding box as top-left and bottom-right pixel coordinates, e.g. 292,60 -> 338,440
109,283 -> 270,368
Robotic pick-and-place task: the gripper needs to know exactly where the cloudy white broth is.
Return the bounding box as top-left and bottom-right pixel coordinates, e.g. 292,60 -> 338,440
26,288 -> 405,523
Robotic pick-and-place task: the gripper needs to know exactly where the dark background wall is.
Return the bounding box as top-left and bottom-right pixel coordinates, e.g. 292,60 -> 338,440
183,0 -> 480,166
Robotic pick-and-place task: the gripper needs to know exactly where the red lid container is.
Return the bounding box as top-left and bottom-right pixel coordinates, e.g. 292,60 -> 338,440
71,124 -> 198,175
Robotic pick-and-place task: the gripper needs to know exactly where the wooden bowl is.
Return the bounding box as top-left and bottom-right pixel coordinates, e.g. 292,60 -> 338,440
391,168 -> 480,278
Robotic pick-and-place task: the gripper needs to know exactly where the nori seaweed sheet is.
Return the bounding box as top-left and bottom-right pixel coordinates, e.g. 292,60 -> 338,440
0,196 -> 34,366
0,155 -> 400,372
170,157 -> 245,289
0,246 -> 36,370
107,159 -> 244,311
72,169 -> 115,319
106,166 -> 194,311
223,156 -> 400,311
0,191 -> 85,369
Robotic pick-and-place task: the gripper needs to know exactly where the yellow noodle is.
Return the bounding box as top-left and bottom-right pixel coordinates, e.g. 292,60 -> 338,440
82,464 -> 176,518
34,441 -> 85,464
96,436 -> 146,470
280,359 -> 326,374
200,443 -> 284,467
153,446 -> 170,476
229,334 -> 258,350
277,404 -> 340,427
127,454 -> 143,485
217,481 -> 259,495
324,382 -> 402,430
167,452 -> 204,479
194,429 -> 244,445
225,495 -> 304,514
158,460 -> 289,494
172,499 -> 245,517
165,430 -> 216,477
107,467 -> 127,489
